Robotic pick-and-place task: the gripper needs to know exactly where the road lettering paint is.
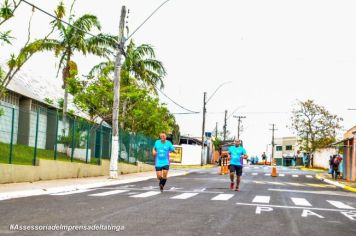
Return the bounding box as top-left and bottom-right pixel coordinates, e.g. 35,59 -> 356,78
278,174 -> 285,177
306,175 -> 313,178
301,210 -> 324,218
130,191 -> 161,198
327,200 -> 355,210
171,193 -> 199,199
252,196 -> 270,204
236,202 -> 351,212
211,194 -> 234,201
256,206 -> 274,214
340,211 -> 356,221
264,173 -> 270,176
291,197 -> 312,206
89,190 -> 130,197
253,181 -> 265,184
252,173 -> 258,176
268,188 -> 356,197
292,175 -> 299,178
50,189 -> 95,196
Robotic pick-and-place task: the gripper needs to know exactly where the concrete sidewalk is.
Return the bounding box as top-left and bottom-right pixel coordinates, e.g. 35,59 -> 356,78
0,169 -> 189,201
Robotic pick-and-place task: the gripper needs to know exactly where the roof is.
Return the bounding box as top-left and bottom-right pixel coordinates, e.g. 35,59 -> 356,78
6,68 -> 109,127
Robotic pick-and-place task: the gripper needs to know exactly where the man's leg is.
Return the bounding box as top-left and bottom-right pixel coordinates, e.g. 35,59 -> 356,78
235,166 -> 243,191
229,165 -> 235,190
161,168 -> 169,187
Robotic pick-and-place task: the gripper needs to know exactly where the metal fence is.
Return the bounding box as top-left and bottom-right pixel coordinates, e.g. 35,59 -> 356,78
0,103 -> 155,166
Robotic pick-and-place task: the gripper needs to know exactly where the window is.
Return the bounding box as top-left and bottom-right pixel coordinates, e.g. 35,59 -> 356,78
0,91 -> 19,106
276,146 -> 282,151
286,145 -> 293,151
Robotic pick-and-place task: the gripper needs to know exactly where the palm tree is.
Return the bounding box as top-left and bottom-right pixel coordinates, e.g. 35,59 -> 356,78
29,2 -> 117,115
89,40 -> 166,94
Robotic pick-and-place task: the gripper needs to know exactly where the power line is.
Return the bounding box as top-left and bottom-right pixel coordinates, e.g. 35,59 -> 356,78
154,85 -> 199,114
22,0 -> 108,41
126,0 -> 171,41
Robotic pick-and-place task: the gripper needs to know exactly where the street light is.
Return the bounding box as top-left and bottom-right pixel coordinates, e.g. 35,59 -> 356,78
201,81 -> 232,166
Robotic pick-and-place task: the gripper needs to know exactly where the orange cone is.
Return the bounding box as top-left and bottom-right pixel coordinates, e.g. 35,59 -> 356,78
271,159 -> 277,177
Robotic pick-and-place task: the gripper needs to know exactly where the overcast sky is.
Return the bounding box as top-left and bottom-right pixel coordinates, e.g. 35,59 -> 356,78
2,0 -> 356,156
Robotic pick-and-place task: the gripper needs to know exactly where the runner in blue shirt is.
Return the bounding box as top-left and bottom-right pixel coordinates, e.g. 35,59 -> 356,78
152,132 -> 175,192
228,139 -> 247,191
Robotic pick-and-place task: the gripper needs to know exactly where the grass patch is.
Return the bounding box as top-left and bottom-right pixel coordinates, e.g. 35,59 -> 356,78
0,142 -> 101,166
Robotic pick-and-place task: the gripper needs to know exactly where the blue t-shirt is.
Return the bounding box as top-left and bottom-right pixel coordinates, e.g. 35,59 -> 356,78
228,146 -> 247,166
154,140 -> 175,167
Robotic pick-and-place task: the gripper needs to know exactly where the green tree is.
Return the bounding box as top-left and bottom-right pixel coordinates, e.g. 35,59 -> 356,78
29,1 -> 117,115
290,100 -> 343,166
0,0 -> 51,98
89,40 -> 166,94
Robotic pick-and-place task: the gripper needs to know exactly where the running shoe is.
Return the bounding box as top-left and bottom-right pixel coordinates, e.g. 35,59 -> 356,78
159,183 -> 164,192
230,182 -> 234,190
235,187 -> 240,191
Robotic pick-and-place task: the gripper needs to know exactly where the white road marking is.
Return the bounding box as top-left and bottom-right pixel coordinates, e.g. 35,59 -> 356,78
89,190 -> 130,197
51,189 -> 95,196
286,182 -> 304,186
326,200 -> 355,209
171,193 -> 199,199
256,206 -> 273,214
130,191 -> 161,198
278,174 -> 285,177
268,188 -> 356,197
252,173 -> 258,176
264,173 -> 270,176
252,196 -> 270,204
301,210 -> 324,218
266,182 -> 285,185
236,202 -> 352,212
306,175 -> 313,178
211,194 -> 234,201
193,188 -> 206,192
291,197 -> 312,206
292,175 -> 299,178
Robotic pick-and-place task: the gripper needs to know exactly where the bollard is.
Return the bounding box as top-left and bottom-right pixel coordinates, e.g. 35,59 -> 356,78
271,159 -> 277,177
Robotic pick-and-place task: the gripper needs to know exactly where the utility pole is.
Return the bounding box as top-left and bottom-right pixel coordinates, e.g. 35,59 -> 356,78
215,122 -> 218,138
233,115 -> 246,140
201,92 -> 207,166
110,6 -> 126,179
223,110 -> 227,141
270,124 -> 277,165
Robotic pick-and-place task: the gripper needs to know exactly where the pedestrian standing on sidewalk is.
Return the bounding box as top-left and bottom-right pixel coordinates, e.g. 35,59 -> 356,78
152,131 -> 175,192
261,152 -> 267,165
332,154 -> 343,180
228,139 -> 248,191
329,155 -> 334,177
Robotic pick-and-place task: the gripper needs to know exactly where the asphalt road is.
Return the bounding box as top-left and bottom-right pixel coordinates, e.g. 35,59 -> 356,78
0,165 -> 355,236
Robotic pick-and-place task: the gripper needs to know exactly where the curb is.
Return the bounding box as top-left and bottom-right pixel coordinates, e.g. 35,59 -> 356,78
0,171 -> 189,201
315,173 -> 356,193
300,167 -> 326,172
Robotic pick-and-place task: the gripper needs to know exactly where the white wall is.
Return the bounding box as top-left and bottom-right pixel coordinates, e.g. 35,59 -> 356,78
181,144 -> 202,165
313,148 -> 337,169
